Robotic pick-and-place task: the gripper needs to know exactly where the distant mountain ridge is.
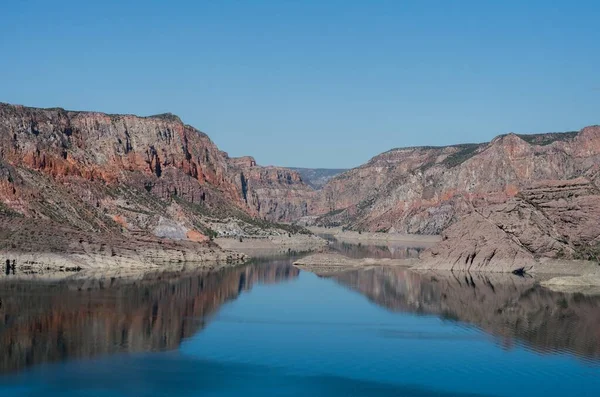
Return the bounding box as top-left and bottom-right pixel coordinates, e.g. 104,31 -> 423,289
288,167 -> 347,189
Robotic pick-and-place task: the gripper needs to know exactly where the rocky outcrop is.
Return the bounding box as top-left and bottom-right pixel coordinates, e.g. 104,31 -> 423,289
417,179 -> 600,272
312,128 -> 600,235
293,252 -> 417,275
306,126 -> 600,271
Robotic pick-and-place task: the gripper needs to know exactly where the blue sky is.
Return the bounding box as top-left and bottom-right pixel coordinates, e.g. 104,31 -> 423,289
1,0 -> 599,168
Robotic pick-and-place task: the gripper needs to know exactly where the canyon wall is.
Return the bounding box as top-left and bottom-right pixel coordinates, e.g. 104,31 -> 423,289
312,127 -> 600,236
233,158 -> 316,222
3,102 -> 599,269
0,103 -> 314,251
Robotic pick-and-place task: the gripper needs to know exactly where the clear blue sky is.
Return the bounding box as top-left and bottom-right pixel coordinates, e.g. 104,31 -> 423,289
1,1 -> 599,168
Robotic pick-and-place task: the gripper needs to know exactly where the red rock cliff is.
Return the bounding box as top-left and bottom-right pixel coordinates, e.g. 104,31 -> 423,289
0,103 -> 314,243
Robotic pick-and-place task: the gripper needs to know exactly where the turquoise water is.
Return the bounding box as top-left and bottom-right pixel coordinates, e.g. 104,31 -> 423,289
0,256 -> 599,396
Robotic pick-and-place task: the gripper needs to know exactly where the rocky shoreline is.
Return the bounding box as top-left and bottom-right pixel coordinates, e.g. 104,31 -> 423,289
298,126 -> 600,282
1,246 -> 245,276
0,221 -> 330,277
303,180 -> 600,284
294,248 -> 600,290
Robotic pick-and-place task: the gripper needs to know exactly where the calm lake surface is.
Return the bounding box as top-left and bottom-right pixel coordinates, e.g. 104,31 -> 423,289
0,246 -> 599,396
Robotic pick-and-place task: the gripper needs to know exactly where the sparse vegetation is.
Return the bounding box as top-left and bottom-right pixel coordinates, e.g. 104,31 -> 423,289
573,243 -> 600,263
441,144 -> 483,168
172,194 -> 311,236
0,202 -> 23,218
557,297 -> 569,309
356,197 -> 376,211
324,208 -> 344,217
516,131 -> 578,146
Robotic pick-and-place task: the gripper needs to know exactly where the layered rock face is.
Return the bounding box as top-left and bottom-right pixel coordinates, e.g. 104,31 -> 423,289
312,128 -> 600,235
231,157 -> 316,222
0,105 -> 235,208
0,103 -> 314,224
0,103 -> 314,265
417,178 -> 600,271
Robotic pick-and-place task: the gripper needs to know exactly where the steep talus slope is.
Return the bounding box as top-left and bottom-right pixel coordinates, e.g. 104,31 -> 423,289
313,127 -> 600,235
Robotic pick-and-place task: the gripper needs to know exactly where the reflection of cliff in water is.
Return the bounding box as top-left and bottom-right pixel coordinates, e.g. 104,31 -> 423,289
0,260 -> 299,373
330,267 -> 600,362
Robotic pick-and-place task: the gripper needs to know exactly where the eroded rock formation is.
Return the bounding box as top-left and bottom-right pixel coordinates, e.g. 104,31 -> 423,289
3,102 -> 599,271
417,178 -> 600,272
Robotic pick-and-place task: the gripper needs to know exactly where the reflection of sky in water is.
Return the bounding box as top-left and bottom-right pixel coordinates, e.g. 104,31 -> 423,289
180,271 -> 600,397
0,259 -> 599,396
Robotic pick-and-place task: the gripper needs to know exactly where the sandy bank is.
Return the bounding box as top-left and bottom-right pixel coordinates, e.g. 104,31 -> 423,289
293,252 -> 417,275
541,276 -> 600,295
0,261 -> 246,286
539,260 -> 600,293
